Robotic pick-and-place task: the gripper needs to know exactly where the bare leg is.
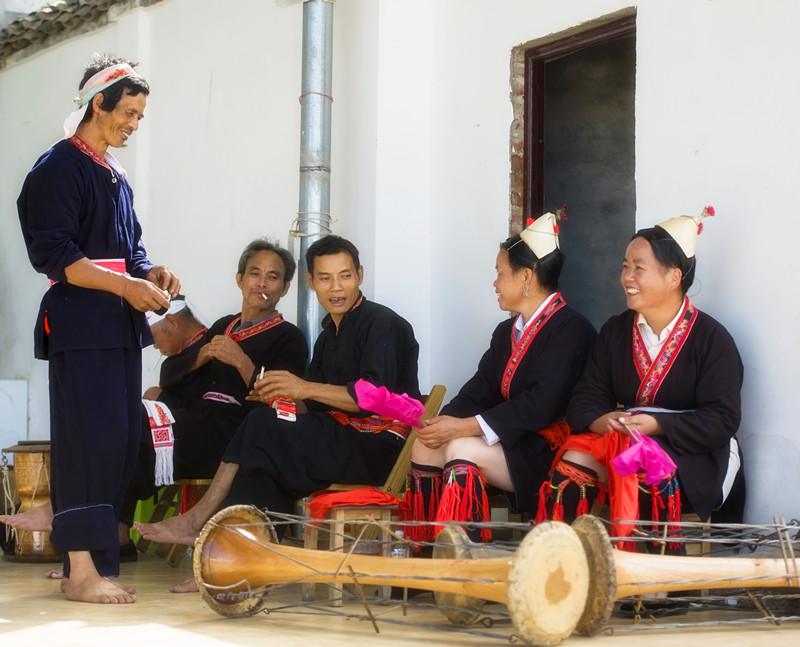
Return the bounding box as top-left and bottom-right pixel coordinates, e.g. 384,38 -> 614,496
133,462 -> 239,546
561,449 -> 608,485
60,551 -> 136,604
0,500 -> 54,531
411,439 -> 446,468
443,437 -> 513,491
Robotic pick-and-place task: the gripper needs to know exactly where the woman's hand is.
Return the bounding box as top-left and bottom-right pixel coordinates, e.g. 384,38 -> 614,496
588,411 -> 662,438
416,415 -> 481,449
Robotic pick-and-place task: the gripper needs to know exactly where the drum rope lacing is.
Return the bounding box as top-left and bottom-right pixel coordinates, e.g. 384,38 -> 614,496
1,451 -> 15,547
0,451 -> 49,554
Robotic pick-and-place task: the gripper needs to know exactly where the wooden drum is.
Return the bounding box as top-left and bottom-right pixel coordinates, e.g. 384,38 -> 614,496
2,442 -> 61,562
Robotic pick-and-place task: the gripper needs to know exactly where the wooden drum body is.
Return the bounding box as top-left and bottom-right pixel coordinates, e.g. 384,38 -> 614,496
3,443 -> 61,562
194,506 -> 591,646
193,507 -> 800,646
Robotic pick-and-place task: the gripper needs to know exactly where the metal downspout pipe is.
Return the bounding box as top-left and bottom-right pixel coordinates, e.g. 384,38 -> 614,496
296,0 -> 334,354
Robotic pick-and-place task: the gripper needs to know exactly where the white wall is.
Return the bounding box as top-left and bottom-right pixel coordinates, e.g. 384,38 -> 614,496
1,0 -> 798,524
634,0 -> 800,523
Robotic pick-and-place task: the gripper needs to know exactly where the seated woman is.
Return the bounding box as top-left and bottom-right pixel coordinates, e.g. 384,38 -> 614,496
538,207 -> 745,550
406,211 -> 596,544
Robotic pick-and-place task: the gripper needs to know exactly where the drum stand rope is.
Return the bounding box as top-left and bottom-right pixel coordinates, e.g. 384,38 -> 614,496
1,452 -> 15,548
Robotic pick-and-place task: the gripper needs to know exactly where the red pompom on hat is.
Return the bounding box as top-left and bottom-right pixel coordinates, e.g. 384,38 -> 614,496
519,204 -> 567,258
656,205 -> 715,258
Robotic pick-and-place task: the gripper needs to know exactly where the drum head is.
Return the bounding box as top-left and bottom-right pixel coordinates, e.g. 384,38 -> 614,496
506,521 -> 589,646
432,525 -> 486,626
571,515 -> 617,635
193,505 -> 276,617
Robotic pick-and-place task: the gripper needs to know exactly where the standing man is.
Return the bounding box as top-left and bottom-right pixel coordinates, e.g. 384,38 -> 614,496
17,54 -> 179,604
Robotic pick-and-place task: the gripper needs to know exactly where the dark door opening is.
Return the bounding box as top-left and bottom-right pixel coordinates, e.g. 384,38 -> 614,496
524,17 -> 636,329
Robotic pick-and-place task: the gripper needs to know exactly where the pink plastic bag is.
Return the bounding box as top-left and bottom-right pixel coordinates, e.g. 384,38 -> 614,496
611,435 -> 677,486
354,379 -> 425,428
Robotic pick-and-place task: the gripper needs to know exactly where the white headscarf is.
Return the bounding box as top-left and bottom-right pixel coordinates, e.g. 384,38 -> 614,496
62,62 -> 138,138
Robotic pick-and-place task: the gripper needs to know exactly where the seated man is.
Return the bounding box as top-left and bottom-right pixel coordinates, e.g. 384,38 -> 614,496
120,238 -> 308,552
144,295 -> 208,397
135,234 -> 421,554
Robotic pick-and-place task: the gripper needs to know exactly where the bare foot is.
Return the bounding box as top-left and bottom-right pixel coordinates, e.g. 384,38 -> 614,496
0,501 -> 54,531
170,576 -> 198,593
133,514 -> 200,546
62,574 -> 137,604
60,578 -> 135,595
45,568 -> 64,579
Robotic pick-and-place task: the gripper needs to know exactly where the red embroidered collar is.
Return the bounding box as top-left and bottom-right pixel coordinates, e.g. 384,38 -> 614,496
632,298 -> 698,406
183,328 -> 207,350
68,135 -> 114,174
225,312 -> 284,342
500,293 -> 566,400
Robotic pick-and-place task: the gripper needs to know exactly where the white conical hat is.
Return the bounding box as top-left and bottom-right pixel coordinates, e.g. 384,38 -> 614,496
656,206 -> 715,258
519,212 -> 560,259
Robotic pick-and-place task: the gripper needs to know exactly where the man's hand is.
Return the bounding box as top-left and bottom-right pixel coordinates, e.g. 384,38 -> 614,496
122,277 -> 171,312
416,415 -> 481,449
203,335 -> 248,368
142,386 -> 162,400
247,370 -> 309,403
146,265 -> 181,299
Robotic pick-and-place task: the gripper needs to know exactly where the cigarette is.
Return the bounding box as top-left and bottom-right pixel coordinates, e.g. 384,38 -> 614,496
262,293 -> 269,301
259,366 -> 265,380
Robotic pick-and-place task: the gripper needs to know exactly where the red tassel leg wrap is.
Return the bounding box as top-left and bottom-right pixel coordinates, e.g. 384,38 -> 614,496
180,484 -> 198,515
402,464 -> 442,550
535,460 -> 600,525
639,475 -> 683,551
434,462 -> 491,543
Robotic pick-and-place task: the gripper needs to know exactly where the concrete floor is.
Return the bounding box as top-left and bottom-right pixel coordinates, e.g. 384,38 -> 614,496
1,551 -> 800,647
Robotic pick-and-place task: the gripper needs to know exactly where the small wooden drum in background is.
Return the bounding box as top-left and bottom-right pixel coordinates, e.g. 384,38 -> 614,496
2,442 -> 62,562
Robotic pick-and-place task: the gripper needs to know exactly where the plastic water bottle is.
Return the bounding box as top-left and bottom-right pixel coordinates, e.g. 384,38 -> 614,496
391,530 -> 408,558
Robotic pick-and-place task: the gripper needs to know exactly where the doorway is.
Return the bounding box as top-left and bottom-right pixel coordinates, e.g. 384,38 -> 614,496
523,17 -> 636,329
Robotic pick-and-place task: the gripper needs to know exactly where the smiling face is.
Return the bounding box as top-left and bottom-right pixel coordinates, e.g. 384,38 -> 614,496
493,248 -> 529,314
307,251 -> 364,327
236,250 -> 290,322
92,90 -> 146,149
620,237 -> 681,316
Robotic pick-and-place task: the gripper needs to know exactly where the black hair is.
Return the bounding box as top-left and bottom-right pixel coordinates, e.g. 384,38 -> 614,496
237,238 -> 297,284
500,235 -> 565,293
632,226 -> 696,296
79,54 -> 150,124
305,235 -> 361,275
173,306 -> 199,324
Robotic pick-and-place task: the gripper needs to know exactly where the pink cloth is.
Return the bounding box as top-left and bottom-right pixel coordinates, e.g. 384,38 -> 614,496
611,435 -> 677,486
354,379 -> 425,428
